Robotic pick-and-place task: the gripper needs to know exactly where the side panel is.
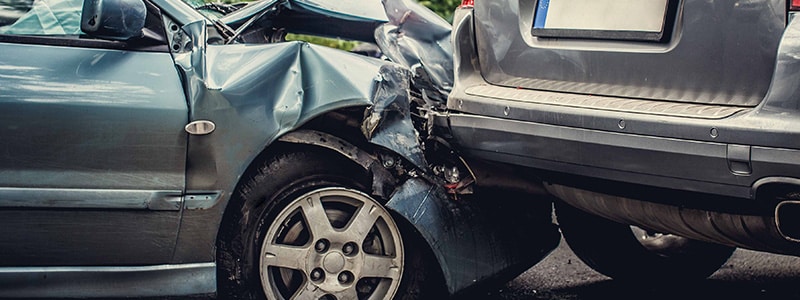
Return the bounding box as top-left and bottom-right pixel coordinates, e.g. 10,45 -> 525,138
0,42 -> 188,265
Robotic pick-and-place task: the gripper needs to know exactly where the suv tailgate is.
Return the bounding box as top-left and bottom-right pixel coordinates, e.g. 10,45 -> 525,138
474,0 -> 785,107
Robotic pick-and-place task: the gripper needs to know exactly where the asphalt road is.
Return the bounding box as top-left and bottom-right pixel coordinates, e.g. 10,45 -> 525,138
53,238 -> 800,300
460,237 -> 800,300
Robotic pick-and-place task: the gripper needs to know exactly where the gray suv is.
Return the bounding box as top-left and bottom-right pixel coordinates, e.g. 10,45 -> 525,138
447,0 -> 800,281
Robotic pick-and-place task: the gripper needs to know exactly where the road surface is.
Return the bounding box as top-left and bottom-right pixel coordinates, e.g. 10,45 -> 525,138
65,239 -> 800,300
461,237 -> 800,300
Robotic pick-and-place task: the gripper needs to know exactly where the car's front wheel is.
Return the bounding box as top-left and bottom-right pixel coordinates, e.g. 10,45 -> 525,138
555,200 -> 735,282
217,147 -> 438,299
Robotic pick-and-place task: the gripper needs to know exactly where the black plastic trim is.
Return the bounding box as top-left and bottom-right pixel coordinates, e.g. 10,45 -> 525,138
532,28 -> 665,42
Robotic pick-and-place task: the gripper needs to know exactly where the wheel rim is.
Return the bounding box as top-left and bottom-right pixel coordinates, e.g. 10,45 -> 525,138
631,226 -> 691,257
260,187 -> 404,300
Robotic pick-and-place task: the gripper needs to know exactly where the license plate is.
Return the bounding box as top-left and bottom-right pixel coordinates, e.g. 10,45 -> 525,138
532,0 -> 671,42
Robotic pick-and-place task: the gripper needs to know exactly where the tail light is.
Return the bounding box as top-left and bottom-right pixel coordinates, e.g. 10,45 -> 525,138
459,0 -> 474,8
792,0 -> 800,10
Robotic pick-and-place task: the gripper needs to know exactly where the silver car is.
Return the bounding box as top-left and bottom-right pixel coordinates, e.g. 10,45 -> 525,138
447,0 -> 800,282
0,0 -> 560,298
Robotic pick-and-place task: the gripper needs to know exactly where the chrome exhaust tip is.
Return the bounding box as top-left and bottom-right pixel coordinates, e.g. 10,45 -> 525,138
775,201 -> 800,242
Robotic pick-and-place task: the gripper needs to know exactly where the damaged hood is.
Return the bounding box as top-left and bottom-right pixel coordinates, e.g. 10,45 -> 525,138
284,0 -> 387,22
219,0 -> 388,42
202,0 -> 454,102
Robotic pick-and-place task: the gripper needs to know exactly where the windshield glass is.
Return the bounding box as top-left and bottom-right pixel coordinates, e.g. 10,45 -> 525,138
178,0 -> 250,19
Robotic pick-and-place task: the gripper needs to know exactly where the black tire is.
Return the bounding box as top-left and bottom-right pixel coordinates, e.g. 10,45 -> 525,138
217,146 -> 440,300
555,200 -> 735,282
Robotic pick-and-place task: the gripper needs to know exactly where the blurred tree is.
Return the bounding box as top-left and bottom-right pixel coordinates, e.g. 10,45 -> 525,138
286,34 -> 358,51
419,0 -> 460,22
191,0 -> 458,50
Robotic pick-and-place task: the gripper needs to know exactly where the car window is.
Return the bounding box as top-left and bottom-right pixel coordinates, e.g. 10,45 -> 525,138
0,0 -> 32,24
0,0 -> 81,36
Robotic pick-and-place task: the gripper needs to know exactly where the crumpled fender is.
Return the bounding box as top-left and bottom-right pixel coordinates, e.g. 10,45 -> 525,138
172,20 -> 434,263
386,179 -> 560,295
177,37 -> 422,190
172,10 -> 557,296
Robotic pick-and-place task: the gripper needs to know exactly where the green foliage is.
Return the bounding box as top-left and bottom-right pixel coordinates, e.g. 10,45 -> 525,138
418,0 -> 460,22
192,0 -> 457,50
281,0 -> 458,50
285,34 -> 359,52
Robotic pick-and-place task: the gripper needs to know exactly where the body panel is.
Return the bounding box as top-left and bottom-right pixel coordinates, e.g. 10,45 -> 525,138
474,0 -> 784,106
0,43 -> 187,190
0,41 -> 187,266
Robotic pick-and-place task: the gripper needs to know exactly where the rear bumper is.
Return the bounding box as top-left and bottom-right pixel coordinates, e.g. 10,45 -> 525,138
443,110 -> 800,200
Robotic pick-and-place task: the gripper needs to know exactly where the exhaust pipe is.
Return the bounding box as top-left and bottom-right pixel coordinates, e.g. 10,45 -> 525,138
547,183 -> 800,256
776,201 -> 800,242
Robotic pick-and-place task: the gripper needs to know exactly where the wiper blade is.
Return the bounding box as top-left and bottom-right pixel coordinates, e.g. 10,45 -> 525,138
213,19 -> 236,40
225,6 -> 276,44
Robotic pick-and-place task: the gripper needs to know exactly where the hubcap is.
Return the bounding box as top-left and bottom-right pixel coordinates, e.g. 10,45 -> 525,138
260,188 -> 404,300
323,252 -> 345,273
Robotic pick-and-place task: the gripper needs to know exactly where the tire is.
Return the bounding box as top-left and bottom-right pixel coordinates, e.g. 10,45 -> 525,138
217,146 -> 440,300
555,200 -> 735,282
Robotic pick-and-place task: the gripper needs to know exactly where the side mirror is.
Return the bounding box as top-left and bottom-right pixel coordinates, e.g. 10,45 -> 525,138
81,0 -> 146,40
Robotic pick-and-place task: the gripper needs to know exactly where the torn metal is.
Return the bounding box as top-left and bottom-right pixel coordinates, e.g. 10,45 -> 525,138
377,0 -> 454,105
387,178 -> 560,295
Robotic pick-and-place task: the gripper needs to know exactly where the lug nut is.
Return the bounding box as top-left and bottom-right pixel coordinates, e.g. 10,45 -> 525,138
338,271 -> 352,284
342,242 -> 358,256
315,239 -> 330,253
310,268 -> 324,281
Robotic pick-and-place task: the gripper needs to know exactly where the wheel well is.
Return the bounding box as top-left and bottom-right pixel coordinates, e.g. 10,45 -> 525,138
298,108 -> 372,149
227,108 -> 373,210
216,108 -> 450,296
216,136 -> 447,298
220,142 -> 370,232
217,108 -> 373,252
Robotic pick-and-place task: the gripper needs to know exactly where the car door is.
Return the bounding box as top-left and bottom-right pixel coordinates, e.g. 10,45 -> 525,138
0,0 -> 188,266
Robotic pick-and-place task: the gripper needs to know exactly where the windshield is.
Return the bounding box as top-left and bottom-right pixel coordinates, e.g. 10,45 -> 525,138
178,0 -> 250,19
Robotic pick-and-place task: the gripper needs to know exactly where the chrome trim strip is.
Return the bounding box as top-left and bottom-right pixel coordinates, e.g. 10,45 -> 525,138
0,262 -> 216,298
0,188 -> 182,211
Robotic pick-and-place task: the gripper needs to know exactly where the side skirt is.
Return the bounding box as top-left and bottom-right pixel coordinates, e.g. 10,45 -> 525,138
0,262 -> 215,298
